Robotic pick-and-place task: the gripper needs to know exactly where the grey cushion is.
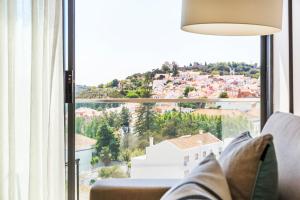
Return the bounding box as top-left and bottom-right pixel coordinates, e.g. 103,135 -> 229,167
262,112 -> 300,200
161,154 -> 232,200
219,132 -> 278,200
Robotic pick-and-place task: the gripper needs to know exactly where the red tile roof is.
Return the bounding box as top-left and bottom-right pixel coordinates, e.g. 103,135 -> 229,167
167,133 -> 221,150
75,134 -> 97,151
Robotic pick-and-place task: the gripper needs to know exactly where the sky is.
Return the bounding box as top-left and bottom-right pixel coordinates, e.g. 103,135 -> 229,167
76,0 -> 260,86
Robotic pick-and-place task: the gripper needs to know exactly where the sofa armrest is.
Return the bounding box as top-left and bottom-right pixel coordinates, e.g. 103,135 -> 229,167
90,179 -> 179,200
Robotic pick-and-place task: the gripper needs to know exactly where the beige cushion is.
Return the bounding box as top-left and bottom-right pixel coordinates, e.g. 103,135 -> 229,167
262,112 -> 300,200
219,132 -> 276,200
161,154 -> 232,200
90,179 -> 179,200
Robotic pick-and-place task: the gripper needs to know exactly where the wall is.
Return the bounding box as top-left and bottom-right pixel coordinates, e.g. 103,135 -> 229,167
75,148 -> 96,173
274,0 -> 300,115
273,0 -> 290,113
293,0 -> 300,115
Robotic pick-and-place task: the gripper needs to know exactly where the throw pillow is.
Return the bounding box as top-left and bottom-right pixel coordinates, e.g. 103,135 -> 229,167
219,132 -> 278,200
161,153 -> 232,200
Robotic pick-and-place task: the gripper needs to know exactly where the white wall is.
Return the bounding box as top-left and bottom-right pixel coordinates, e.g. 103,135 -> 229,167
293,0 -> 300,115
274,0 -> 300,115
273,0 -> 290,113
75,148 -> 96,173
131,142 -> 223,179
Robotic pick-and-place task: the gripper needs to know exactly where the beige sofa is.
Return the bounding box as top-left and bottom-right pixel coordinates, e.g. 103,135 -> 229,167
90,112 -> 300,200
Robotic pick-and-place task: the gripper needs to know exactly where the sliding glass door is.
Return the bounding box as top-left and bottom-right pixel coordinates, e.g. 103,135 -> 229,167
64,1 -> 273,200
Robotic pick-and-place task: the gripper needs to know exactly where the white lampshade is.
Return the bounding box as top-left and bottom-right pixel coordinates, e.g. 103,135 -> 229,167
181,0 -> 283,36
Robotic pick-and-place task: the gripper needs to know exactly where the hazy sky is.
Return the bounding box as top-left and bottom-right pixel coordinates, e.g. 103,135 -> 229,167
76,0 -> 260,86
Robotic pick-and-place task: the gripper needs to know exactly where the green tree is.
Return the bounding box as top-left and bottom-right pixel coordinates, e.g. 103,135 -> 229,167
75,117 -> 85,134
120,107 -> 131,133
161,63 -> 171,73
96,123 -> 120,161
183,86 -> 196,97
172,63 -> 179,77
222,115 -> 252,138
90,156 -> 99,168
107,79 -> 119,88
120,149 -> 131,175
83,117 -> 100,138
219,92 -> 229,98
99,146 -> 112,166
135,103 -> 157,137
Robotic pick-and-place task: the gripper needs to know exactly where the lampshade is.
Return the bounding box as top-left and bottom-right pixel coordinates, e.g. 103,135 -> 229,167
181,0 -> 283,36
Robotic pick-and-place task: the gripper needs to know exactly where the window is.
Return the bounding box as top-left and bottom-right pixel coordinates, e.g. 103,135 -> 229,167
184,156 -> 190,166
73,0 -> 261,199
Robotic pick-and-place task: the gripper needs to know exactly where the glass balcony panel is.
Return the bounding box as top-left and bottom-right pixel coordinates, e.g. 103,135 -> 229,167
75,98 -> 260,199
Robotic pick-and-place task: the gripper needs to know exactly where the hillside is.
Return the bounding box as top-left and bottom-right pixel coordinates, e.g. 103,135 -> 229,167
76,61 -> 260,99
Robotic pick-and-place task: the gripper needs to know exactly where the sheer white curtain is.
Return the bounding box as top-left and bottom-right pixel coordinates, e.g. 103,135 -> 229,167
0,0 -> 65,200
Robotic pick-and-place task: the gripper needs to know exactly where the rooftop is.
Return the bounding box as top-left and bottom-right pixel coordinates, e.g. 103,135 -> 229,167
193,109 -> 243,116
75,134 -> 97,151
167,133 -> 221,150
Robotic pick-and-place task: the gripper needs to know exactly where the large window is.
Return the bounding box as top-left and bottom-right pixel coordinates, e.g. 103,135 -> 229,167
73,0 -> 260,199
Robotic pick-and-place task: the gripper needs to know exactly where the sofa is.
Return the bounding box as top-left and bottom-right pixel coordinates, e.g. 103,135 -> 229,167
90,112 -> 300,200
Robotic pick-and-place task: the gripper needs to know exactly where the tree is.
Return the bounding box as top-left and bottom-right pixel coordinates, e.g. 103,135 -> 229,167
183,86 -> 196,97
126,90 -> 139,98
96,123 -> 120,161
172,63 -> 179,77
75,117 -> 85,134
90,156 -> 99,168
120,107 -> 131,133
109,79 -> 119,87
161,62 -> 171,73
135,103 -> 157,137
120,149 -> 131,175
83,117 -> 99,138
219,92 -> 229,98
99,146 -> 112,166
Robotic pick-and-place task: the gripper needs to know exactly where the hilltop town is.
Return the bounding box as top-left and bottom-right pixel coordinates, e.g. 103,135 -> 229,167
76,61 -> 260,99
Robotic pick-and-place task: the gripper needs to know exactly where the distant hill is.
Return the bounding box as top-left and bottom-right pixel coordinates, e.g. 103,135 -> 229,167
76,61 -> 259,99
76,85 -> 88,96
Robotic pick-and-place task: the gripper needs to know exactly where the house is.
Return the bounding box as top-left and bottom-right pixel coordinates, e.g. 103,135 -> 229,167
131,133 -> 223,179
75,134 -> 97,172
75,107 -> 101,119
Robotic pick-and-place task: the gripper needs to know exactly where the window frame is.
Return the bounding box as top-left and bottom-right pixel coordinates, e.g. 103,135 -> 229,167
63,1 -> 274,199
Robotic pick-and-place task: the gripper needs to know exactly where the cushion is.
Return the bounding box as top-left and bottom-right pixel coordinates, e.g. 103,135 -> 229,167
90,179 -> 179,200
219,132 -> 278,200
261,112 -> 300,200
161,154 -> 232,200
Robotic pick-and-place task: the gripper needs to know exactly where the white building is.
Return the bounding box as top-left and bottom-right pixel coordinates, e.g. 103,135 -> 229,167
131,133 -> 223,179
75,134 -> 97,173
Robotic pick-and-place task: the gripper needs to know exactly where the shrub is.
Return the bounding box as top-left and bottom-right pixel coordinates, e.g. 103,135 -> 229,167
98,166 -> 128,179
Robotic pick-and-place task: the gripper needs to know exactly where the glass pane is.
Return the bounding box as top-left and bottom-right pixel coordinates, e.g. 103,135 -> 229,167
75,0 -> 260,199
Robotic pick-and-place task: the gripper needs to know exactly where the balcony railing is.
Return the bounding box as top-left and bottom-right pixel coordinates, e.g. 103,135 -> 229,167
76,98 -> 260,103
74,98 -> 260,200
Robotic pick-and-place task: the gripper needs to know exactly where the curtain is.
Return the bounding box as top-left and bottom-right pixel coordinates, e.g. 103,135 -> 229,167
0,0 -> 65,200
